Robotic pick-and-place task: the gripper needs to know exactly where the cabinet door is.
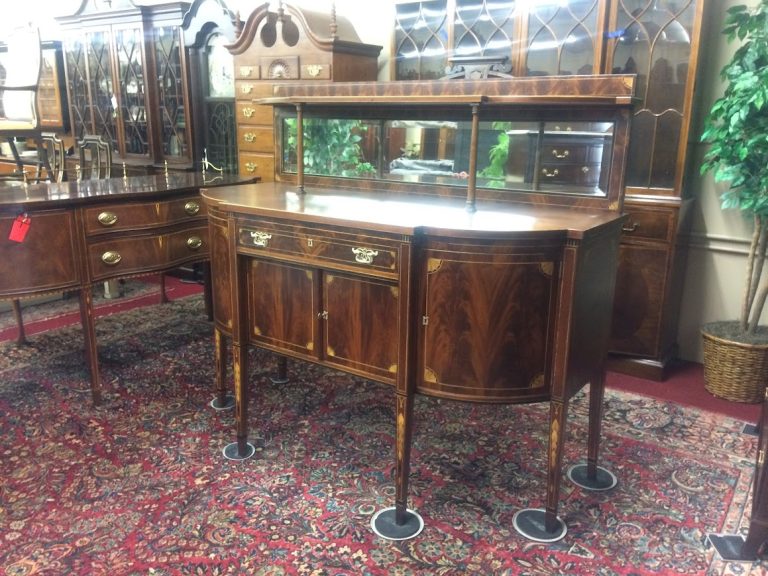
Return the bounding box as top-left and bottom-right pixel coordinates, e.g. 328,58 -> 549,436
606,0 -> 700,193
87,30 -> 118,150
153,24 -> 190,163
394,0 -> 450,80
322,272 -> 399,384
246,259 -> 317,358
525,0 -> 602,76
609,242 -> 669,357
419,251 -> 556,402
114,26 -> 150,158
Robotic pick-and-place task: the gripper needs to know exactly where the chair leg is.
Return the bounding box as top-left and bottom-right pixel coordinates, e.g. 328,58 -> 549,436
11,299 -> 27,345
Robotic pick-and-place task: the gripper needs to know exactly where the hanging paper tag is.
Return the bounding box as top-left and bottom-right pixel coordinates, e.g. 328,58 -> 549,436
8,213 -> 31,243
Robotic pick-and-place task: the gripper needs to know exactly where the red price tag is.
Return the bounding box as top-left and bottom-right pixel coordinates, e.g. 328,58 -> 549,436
8,213 -> 30,243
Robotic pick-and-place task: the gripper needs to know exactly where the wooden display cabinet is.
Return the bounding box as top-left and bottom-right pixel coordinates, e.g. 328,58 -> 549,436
392,0 -> 706,379
226,2 -> 381,182
56,0 -> 194,173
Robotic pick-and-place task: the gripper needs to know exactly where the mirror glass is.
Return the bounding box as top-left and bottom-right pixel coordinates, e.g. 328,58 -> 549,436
281,116 -> 614,196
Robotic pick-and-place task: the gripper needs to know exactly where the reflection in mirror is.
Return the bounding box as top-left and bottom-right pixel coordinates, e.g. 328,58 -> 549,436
281,116 -> 613,196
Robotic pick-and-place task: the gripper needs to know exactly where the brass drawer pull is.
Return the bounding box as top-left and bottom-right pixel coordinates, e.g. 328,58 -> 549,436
186,236 -> 203,250
243,133 -> 256,143
240,66 -> 253,77
184,201 -> 200,215
101,251 -> 122,266
622,223 -> 639,233
551,149 -> 570,159
242,107 -> 255,118
581,166 -> 590,173
352,247 -> 379,264
240,84 -> 253,94
245,162 -> 258,173
97,211 -> 118,227
249,231 -> 272,247
541,168 -> 560,178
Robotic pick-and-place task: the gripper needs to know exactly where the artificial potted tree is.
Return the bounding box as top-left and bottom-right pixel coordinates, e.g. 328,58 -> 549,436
700,0 -> 768,402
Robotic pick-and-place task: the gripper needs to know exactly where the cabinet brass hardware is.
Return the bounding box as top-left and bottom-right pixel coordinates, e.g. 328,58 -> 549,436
541,168 -> 559,178
101,251 -> 122,266
240,84 -> 253,94
184,201 -> 200,215
352,247 -> 379,264
186,236 -> 203,250
240,66 -> 253,77
245,162 -> 258,173
581,166 -> 590,173
97,211 -> 118,226
243,133 -> 256,143
249,231 -> 272,247
760,449 -> 766,467
622,223 -> 639,233
317,310 -> 328,320
552,149 -> 570,159
242,107 -> 255,118
306,64 -> 323,77
307,238 -> 314,247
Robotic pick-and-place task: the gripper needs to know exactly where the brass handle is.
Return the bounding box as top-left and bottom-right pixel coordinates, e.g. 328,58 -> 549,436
240,66 -> 253,77
101,251 -> 122,266
352,247 -> 379,265
245,162 -> 258,173
97,211 -> 118,227
242,107 -> 255,118
240,84 -> 253,94
317,310 -> 328,320
186,236 -> 203,250
622,222 -> 639,233
551,149 -> 570,159
243,133 -> 256,143
249,231 -> 272,247
581,166 -> 590,174
184,201 -> 200,216
541,168 -> 559,178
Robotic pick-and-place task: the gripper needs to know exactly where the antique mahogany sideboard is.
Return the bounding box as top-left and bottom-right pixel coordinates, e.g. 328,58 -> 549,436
202,76 -> 636,542
0,172 -> 255,404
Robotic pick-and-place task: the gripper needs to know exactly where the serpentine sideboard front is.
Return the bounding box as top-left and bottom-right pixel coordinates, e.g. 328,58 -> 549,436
0,172 -> 256,405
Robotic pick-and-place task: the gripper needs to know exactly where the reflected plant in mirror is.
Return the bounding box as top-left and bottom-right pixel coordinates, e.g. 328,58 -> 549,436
283,118 -> 377,177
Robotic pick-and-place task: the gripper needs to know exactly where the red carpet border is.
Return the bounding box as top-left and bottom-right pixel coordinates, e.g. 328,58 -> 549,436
0,296 -> 764,575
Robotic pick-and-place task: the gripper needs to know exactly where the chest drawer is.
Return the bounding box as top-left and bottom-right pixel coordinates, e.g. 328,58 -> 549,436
87,225 -> 209,281
83,195 -> 206,236
621,207 -> 676,243
237,125 -> 274,152
236,218 -> 401,279
538,163 -> 600,187
237,101 -> 273,125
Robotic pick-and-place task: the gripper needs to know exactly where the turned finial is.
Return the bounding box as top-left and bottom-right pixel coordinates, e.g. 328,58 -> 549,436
330,2 -> 338,39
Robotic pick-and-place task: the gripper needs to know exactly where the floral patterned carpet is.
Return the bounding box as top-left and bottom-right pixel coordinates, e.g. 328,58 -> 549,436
0,295 -> 766,575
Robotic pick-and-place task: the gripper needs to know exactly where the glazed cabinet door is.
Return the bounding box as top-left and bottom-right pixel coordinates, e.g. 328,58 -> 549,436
322,272 -> 400,384
246,259 -> 317,359
418,238 -> 559,403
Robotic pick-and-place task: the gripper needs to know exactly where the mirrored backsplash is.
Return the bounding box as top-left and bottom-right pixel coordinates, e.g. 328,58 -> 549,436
280,116 -> 614,197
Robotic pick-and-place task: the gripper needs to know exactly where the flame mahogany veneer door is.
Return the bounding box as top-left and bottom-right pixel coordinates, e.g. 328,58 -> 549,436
418,236 -> 562,403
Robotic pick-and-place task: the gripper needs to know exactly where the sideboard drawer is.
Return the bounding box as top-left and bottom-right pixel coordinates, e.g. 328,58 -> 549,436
236,219 -> 401,278
87,225 -> 209,281
83,195 -> 207,235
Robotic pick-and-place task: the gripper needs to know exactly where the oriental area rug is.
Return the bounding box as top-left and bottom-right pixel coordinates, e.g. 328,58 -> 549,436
0,295 -> 766,575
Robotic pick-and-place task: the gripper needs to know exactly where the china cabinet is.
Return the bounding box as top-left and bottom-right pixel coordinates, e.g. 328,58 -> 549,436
226,2 -> 381,182
203,74 -> 635,542
393,0 -> 705,379
57,0 -> 193,173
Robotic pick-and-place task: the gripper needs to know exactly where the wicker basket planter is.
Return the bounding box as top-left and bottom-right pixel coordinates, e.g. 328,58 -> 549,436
702,327 -> 768,403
